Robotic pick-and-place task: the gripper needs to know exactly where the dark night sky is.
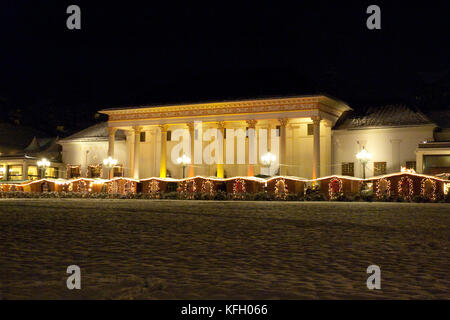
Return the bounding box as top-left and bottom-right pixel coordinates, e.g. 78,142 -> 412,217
0,1 -> 448,135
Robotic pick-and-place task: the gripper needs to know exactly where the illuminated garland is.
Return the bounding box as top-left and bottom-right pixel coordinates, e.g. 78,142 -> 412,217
328,178 -> 343,200
107,181 -> 119,194
149,180 -> 160,198
421,178 -> 436,201
177,180 -> 197,199
201,180 -> 215,196
444,183 -> 450,195
274,178 -> 288,200
376,178 -> 391,199
398,176 -> 414,201
124,180 -> 136,194
232,178 -> 247,199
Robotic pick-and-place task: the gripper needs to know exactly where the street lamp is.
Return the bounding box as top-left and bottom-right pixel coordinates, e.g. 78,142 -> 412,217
176,153 -> 191,178
103,156 -> 118,179
261,152 -> 276,176
37,158 -> 50,179
356,147 -> 372,179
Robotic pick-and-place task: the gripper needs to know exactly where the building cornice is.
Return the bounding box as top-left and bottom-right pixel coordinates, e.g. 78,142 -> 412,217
99,95 -> 351,123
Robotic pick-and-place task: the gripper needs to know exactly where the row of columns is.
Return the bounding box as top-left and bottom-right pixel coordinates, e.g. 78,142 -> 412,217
107,117 -> 322,179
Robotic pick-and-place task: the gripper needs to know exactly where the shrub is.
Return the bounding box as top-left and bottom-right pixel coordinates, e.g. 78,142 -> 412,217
161,191 -> 178,200
305,191 -> 326,201
213,191 -> 227,201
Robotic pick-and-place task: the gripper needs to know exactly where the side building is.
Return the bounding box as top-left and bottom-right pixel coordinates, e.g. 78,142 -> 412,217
0,123 -> 64,181
332,104 -> 448,177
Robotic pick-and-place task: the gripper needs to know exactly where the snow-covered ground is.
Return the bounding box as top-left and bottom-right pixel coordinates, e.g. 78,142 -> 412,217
0,199 -> 448,299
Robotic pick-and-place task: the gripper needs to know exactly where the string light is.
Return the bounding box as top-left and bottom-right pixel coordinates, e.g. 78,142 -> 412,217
274,178 -> 288,200
421,178 -> 436,201
201,180 -> 215,196
148,180 -> 160,198
398,176 -> 414,201
1,172 -> 448,200
375,178 -> 391,199
328,178 -> 343,200
232,178 -> 247,199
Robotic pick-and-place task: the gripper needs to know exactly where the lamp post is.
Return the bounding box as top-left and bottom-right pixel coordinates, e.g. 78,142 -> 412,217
261,152 -> 276,176
37,158 -> 50,179
176,153 -> 191,178
356,147 -> 372,179
103,156 -> 118,179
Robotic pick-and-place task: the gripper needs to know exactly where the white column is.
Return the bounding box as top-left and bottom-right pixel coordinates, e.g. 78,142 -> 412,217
246,120 -> 257,176
216,122 -> 225,178
278,118 -> 288,175
159,125 -> 168,178
126,131 -> 135,178
311,116 -> 321,179
187,122 -> 195,177
107,127 -> 117,158
22,161 -> 28,180
133,126 -> 141,179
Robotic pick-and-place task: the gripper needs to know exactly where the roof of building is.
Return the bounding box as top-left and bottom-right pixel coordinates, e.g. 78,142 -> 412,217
59,122 -> 126,142
99,94 -> 351,112
333,104 -> 435,130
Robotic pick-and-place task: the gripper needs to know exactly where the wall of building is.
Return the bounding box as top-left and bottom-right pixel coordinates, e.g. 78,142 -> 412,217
61,140 -> 128,178
132,121 -> 332,179
60,120 -> 334,180
332,125 -> 435,178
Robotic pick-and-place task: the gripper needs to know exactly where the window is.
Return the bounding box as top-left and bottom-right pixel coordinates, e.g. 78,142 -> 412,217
8,165 -> 23,180
223,128 -> 226,139
374,162 -> 387,176
67,165 -> 81,179
140,131 -> 146,142
45,167 -> 58,179
166,130 -> 171,141
423,155 -> 450,175
88,165 -> 102,178
406,161 -> 416,171
276,125 -> 281,137
113,165 -> 123,177
27,166 -> 39,180
342,162 -> 354,176
307,124 -> 314,135
245,127 -> 249,138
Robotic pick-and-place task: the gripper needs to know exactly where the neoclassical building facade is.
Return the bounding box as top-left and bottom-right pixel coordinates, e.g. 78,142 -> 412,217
58,95 -> 450,180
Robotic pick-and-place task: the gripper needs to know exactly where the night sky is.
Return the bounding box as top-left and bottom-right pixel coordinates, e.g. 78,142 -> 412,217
0,1 -> 448,136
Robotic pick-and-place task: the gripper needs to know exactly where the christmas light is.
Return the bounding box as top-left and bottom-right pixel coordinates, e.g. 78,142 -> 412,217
274,178 -> 288,200
400,166 -> 416,174
375,178 -> 391,199
232,178 -> 247,199
398,176 -> 414,201
201,180 -> 215,196
421,178 -> 436,201
328,178 -> 343,200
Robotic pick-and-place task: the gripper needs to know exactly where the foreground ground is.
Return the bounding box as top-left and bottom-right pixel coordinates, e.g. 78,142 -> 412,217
0,199 -> 448,299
